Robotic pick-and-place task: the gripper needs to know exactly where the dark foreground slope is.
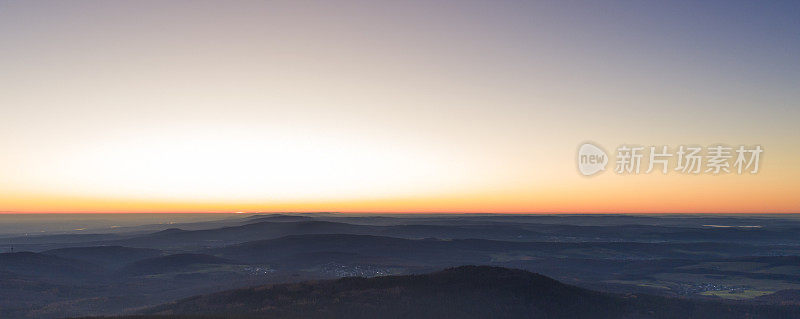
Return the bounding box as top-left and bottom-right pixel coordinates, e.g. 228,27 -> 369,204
120,266 -> 798,319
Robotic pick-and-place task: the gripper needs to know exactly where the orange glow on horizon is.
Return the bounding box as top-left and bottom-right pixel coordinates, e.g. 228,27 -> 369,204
0,2 -> 798,214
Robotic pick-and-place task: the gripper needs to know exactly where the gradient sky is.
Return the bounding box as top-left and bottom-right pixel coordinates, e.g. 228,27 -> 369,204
1,0 -> 798,213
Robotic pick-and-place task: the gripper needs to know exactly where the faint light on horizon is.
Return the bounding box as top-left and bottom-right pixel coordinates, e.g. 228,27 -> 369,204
15,125 -> 470,204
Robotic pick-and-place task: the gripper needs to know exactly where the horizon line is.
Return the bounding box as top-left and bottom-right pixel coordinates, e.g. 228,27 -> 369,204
0,211 -> 797,215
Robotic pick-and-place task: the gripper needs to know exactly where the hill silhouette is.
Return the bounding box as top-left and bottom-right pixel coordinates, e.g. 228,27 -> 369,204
0,252 -> 105,281
135,266 -> 799,319
44,246 -> 162,268
120,254 -> 238,276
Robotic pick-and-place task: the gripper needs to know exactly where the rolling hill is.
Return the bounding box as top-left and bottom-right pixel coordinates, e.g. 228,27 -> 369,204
43,246 -> 162,269
119,254 -> 239,276
0,252 -> 106,281
135,266 -> 800,319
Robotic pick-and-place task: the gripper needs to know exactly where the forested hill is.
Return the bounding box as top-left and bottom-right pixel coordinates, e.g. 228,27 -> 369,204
124,266 -> 800,319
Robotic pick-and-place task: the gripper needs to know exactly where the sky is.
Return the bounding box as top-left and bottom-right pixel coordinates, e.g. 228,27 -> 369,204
0,0 -> 798,213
